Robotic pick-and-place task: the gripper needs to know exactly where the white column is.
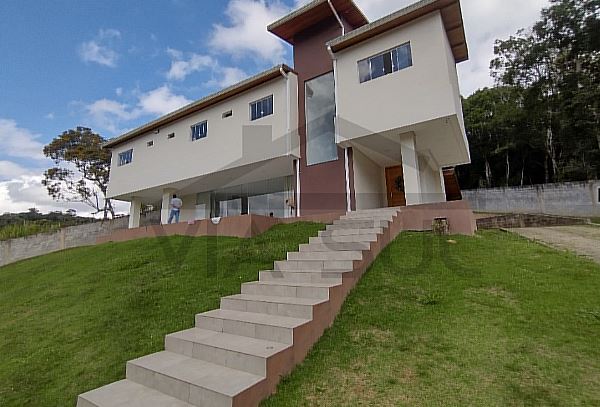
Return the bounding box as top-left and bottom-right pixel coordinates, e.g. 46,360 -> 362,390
161,188 -> 176,224
128,197 -> 142,229
400,133 -> 422,206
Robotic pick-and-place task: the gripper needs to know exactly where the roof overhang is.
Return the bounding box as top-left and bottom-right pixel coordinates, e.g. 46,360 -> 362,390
104,64 -> 296,149
268,0 -> 368,45
327,0 -> 468,63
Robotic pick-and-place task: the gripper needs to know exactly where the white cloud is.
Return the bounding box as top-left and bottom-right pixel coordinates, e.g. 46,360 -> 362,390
83,85 -> 192,135
85,99 -> 137,134
0,174 -> 129,216
215,67 -> 248,88
166,50 -> 215,81
0,161 -> 34,181
0,118 -> 46,160
136,85 -> 192,116
78,29 -> 121,67
209,0 -> 289,63
115,87 -> 123,96
44,112 -> 55,120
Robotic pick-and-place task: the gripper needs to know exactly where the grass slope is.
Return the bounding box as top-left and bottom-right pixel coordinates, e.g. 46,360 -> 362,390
263,231 -> 600,406
0,222 -> 324,407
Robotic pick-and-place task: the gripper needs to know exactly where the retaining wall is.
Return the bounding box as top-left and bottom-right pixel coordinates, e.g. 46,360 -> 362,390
463,181 -> 600,217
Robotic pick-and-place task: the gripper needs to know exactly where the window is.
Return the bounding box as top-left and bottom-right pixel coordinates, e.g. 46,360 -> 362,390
191,121 -> 207,141
250,95 -> 273,121
305,72 -> 338,166
222,110 -> 233,119
167,133 -> 175,139
118,149 -> 133,166
358,42 -> 413,83
147,140 -> 154,147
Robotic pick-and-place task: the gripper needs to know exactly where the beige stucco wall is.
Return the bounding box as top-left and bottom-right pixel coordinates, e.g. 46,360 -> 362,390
334,12 -> 466,150
107,74 -> 299,200
352,148 -> 386,210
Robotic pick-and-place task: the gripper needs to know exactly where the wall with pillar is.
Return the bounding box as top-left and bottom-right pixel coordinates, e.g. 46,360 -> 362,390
352,148 -> 386,210
400,133 -> 422,206
418,152 -> 446,204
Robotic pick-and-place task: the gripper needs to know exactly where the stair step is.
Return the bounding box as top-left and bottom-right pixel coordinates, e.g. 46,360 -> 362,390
241,280 -> 337,299
165,328 -> 290,376
77,379 -> 194,407
274,259 -> 355,271
319,227 -> 383,237
195,309 -> 310,344
299,242 -> 371,252
329,219 -> 389,229
309,234 -> 379,244
287,250 -> 363,261
342,209 -> 400,219
221,293 -> 326,318
259,270 -> 345,284
126,351 -> 265,407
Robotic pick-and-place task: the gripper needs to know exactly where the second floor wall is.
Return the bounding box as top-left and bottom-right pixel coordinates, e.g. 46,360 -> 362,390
333,12 -> 467,148
107,73 -> 299,199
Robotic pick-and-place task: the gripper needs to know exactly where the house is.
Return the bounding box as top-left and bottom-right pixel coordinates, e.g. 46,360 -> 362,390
104,0 -> 470,229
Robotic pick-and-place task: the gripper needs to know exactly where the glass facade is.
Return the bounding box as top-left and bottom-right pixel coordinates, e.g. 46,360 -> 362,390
305,72 -> 338,166
200,176 -> 294,219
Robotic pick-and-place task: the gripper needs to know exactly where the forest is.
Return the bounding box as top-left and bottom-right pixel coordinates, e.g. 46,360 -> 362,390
457,0 -> 599,189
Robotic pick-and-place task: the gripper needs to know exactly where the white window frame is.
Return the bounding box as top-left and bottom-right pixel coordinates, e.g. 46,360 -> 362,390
191,121 -> 208,141
249,95 -> 274,121
357,42 -> 413,84
118,149 -> 133,166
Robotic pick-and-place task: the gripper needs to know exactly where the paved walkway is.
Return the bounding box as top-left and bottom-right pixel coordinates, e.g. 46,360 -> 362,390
510,225 -> 600,264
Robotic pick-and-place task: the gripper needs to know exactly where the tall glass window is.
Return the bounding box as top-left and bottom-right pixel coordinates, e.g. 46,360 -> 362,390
305,72 -> 338,166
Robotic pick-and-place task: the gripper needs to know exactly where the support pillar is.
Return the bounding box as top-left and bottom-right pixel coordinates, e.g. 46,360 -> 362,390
161,188 -> 176,224
128,197 -> 142,229
400,133 -> 422,206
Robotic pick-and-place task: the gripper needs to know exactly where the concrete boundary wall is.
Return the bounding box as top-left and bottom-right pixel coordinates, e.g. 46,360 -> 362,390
463,181 -> 600,218
0,217 -> 130,267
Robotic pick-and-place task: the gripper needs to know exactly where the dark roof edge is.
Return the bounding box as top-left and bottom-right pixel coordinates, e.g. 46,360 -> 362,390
104,64 -> 295,149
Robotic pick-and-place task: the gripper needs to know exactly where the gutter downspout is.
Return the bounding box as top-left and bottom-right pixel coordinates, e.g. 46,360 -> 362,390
327,1 -> 349,212
327,0 -> 345,35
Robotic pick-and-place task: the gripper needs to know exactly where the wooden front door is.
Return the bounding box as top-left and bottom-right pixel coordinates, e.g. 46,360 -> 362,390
385,166 -> 406,207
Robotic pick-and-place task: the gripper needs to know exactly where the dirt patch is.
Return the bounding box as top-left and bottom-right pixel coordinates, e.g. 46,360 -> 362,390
510,226 -> 600,264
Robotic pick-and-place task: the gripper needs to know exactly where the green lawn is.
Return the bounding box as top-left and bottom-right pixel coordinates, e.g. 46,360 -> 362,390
1,226 -> 599,406
263,231 -> 600,406
0,222 -> 324,407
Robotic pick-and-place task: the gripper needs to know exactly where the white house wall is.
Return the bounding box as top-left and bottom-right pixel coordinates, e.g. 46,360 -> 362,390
352,148 -> 386,210
107,74 -> 299,200
334,12 -> 465,147
418,152 -> 446,204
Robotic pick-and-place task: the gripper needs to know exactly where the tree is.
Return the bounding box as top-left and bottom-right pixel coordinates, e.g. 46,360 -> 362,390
42,127 -> 115,219
478,0 -> 600,185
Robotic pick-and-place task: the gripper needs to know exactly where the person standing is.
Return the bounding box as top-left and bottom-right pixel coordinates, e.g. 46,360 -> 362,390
168,194 -> 183,224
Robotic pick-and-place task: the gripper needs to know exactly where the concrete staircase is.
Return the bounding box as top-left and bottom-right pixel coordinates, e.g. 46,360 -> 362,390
78,207 -> 404,407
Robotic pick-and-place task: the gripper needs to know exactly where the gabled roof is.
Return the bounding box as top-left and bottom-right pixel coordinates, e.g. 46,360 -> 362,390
327,0 -> 468,63
104,64 -> 295,149
268,0 -> 368,45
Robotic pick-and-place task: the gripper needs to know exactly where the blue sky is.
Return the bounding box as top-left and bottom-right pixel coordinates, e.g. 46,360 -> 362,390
0,0 -> 549,214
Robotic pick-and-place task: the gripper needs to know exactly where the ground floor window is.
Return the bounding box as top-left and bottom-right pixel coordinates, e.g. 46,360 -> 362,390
200,176 -> 294,219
